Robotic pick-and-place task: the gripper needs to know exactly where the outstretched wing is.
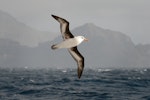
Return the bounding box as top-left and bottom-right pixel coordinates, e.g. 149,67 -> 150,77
68,47 -> 84,79
51,15 -> 74,40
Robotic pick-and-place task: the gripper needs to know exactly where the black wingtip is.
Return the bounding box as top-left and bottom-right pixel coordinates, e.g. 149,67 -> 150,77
78,67 -> 83,79
51,14 -> 58,19
78,73 -> 82,79
51,14 -> 55,17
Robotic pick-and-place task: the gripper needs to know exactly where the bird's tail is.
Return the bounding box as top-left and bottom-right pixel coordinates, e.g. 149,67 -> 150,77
51,45 -> 58,50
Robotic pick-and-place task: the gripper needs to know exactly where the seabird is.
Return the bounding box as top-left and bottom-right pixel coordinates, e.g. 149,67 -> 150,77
51,15 -> 88,79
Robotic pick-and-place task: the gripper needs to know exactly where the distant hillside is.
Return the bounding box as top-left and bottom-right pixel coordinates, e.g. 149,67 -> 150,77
72,23 -> 150,68
0,10 -> 57,47
0,23 -> 150,68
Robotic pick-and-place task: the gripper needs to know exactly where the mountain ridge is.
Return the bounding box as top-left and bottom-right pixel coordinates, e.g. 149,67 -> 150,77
0,10 -> 150,68
0,10 -> 57,47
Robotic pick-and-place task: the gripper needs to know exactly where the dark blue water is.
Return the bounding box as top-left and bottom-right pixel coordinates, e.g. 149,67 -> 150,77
0,68 -> 150,100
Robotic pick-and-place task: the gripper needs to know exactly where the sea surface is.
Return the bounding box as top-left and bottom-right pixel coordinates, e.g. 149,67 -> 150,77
0,67 -> 150,100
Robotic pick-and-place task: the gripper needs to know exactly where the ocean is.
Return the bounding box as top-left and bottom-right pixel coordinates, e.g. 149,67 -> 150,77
0,67 -> 150,100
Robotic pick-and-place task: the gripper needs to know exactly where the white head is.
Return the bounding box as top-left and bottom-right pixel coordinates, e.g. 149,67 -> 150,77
75,36 -> 88,43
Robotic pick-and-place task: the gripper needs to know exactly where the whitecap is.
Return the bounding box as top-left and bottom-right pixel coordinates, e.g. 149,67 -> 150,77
98,69 -> 112,72
29,79 -> 35,82
143,69 -> 147,72
62,70 -> 67,73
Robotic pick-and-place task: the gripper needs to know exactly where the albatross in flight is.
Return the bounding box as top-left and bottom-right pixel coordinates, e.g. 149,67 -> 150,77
51,15 -> 88,79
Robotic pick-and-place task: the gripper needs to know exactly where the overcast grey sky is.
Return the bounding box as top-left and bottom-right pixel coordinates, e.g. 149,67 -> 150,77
0,0 -> 150,44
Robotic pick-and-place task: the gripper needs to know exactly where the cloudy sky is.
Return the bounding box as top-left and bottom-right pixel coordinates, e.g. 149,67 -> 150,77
0,0 -> 150,44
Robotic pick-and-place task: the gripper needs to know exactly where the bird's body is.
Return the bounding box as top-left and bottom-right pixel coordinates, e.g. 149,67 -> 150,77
51,36 -> 86,49
51,15 -> 88,78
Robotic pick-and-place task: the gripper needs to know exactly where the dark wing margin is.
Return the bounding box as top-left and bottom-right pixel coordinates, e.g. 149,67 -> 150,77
51,15 -> 74,40
68,47 -> 84,79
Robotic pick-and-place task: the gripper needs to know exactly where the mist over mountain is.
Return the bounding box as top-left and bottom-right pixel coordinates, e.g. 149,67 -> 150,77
0,22 -> 150,68
0,10 -> 150,69
0,10 -> 57,47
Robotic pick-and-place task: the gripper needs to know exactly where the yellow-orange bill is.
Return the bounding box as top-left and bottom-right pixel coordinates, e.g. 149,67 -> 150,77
84,38 -> 88,41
